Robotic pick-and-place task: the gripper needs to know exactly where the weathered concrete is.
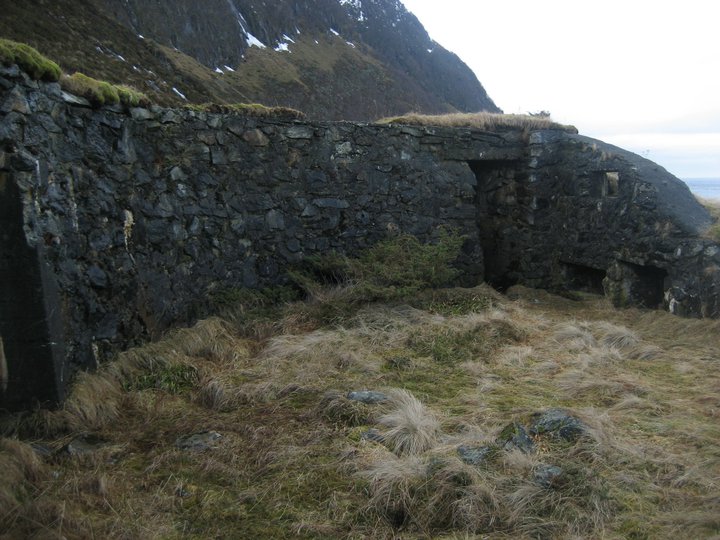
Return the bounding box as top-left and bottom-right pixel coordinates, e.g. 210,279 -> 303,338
0,65 -> 718,409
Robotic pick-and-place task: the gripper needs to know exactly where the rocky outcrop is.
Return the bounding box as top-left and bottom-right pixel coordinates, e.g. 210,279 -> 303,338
0,66 -> 718,410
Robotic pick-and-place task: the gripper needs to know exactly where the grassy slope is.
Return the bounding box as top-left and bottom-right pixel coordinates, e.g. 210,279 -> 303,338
1,284 -> 719,539
0,0 -> 357,109
698,197 -> 720,240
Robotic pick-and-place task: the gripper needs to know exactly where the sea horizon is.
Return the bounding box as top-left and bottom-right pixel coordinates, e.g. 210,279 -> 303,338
683,177 -> 720,200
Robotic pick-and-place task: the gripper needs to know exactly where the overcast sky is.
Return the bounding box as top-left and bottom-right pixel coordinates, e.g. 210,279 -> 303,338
401,0 -> 720,179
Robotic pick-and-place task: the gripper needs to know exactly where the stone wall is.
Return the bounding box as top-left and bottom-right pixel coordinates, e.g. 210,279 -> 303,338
1,65 -> 718,409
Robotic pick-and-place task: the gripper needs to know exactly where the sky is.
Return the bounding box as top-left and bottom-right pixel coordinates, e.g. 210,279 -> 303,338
400,0 -> 720,179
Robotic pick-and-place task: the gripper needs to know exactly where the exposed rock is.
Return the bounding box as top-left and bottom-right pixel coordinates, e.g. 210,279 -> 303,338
175,431 -> 222,451
87,265 -> 109,288
62,434 -> 109,456
30,443 -> 54,457
347,391 -> 389,404
286,126 -> 314,139
2,87 -> 30,114
60,91 -> 91,107
457,444 -> 494,465
496,422 -> 535,453
170,166 -> 187,181
242,129 -> 269,147
533,464 -> 564,488
130,107 -> 154,121
529,409 -> 587,442
361,428 -> 385,443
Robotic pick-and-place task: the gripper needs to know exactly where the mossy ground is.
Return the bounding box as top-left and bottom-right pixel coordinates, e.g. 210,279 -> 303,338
1,282 -> 719,538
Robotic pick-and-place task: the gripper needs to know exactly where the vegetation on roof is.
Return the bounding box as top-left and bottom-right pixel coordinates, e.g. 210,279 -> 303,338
184,102 -> 306,119
0,38 -> 61,82
377,111 -> 578,133
60,72 -> 150,108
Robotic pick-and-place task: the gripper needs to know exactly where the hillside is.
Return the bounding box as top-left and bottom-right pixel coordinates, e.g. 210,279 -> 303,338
0,0 -> 499,119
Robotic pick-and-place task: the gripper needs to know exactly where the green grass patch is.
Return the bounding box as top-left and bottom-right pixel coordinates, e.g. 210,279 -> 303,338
60,72 -> 149,107
410,286 -> 497,316
209,285 -> 300,311
124,363 -> 198,394
292,230 -> 465,305
0,38 -> 61,81
185,102 -> 305,119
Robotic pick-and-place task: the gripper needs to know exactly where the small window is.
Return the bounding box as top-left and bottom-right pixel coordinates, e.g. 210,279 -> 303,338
605,172 -> 619,196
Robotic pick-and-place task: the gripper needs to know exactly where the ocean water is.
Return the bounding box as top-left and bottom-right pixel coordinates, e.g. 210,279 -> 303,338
684,178 -> 720,200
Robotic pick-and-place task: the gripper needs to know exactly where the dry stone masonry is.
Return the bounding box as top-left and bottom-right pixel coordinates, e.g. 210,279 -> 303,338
1,64 -> 718,409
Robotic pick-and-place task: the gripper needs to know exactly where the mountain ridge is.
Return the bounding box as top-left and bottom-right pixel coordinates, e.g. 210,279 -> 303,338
0,0 -> 499,120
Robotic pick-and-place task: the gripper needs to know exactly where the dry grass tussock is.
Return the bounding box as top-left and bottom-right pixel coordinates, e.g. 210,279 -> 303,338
0,438 -> 49,534
359,449 -> 501,532
1,285 -> 719,538
377,111 -> 578,133
377,389 -> 441,455
2,317 -> 249,436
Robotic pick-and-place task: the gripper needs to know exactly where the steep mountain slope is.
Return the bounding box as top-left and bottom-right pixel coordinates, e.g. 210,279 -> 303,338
0,0 -> 499,119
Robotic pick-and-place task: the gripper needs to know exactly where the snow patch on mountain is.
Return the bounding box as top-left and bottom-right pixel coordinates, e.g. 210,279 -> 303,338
274,34 -> 295,52
226,0 -> 266,48
339,0 -> 366,22
246,32 -> 267,48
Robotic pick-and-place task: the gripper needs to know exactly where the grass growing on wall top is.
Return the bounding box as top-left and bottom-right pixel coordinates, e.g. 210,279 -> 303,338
59,72 -> 150,108
0,37 -> 150,108
378,111 -> 578,133
0,38 -> 61,81
184,102 -> 306,119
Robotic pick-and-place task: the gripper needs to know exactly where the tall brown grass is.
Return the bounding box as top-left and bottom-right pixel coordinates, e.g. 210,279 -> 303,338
377,111 -> 578,133
1,283 -> 718,538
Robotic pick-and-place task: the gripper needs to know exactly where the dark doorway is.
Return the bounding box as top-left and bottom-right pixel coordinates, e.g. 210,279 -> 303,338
0,173 -> 65,410
467,159 -> 521,291
620,261 -> 668,308
561,261 -> 606,294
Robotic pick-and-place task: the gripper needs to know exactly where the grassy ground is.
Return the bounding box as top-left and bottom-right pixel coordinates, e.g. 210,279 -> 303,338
698,197 -> 720,241
1,279 -> 718,538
